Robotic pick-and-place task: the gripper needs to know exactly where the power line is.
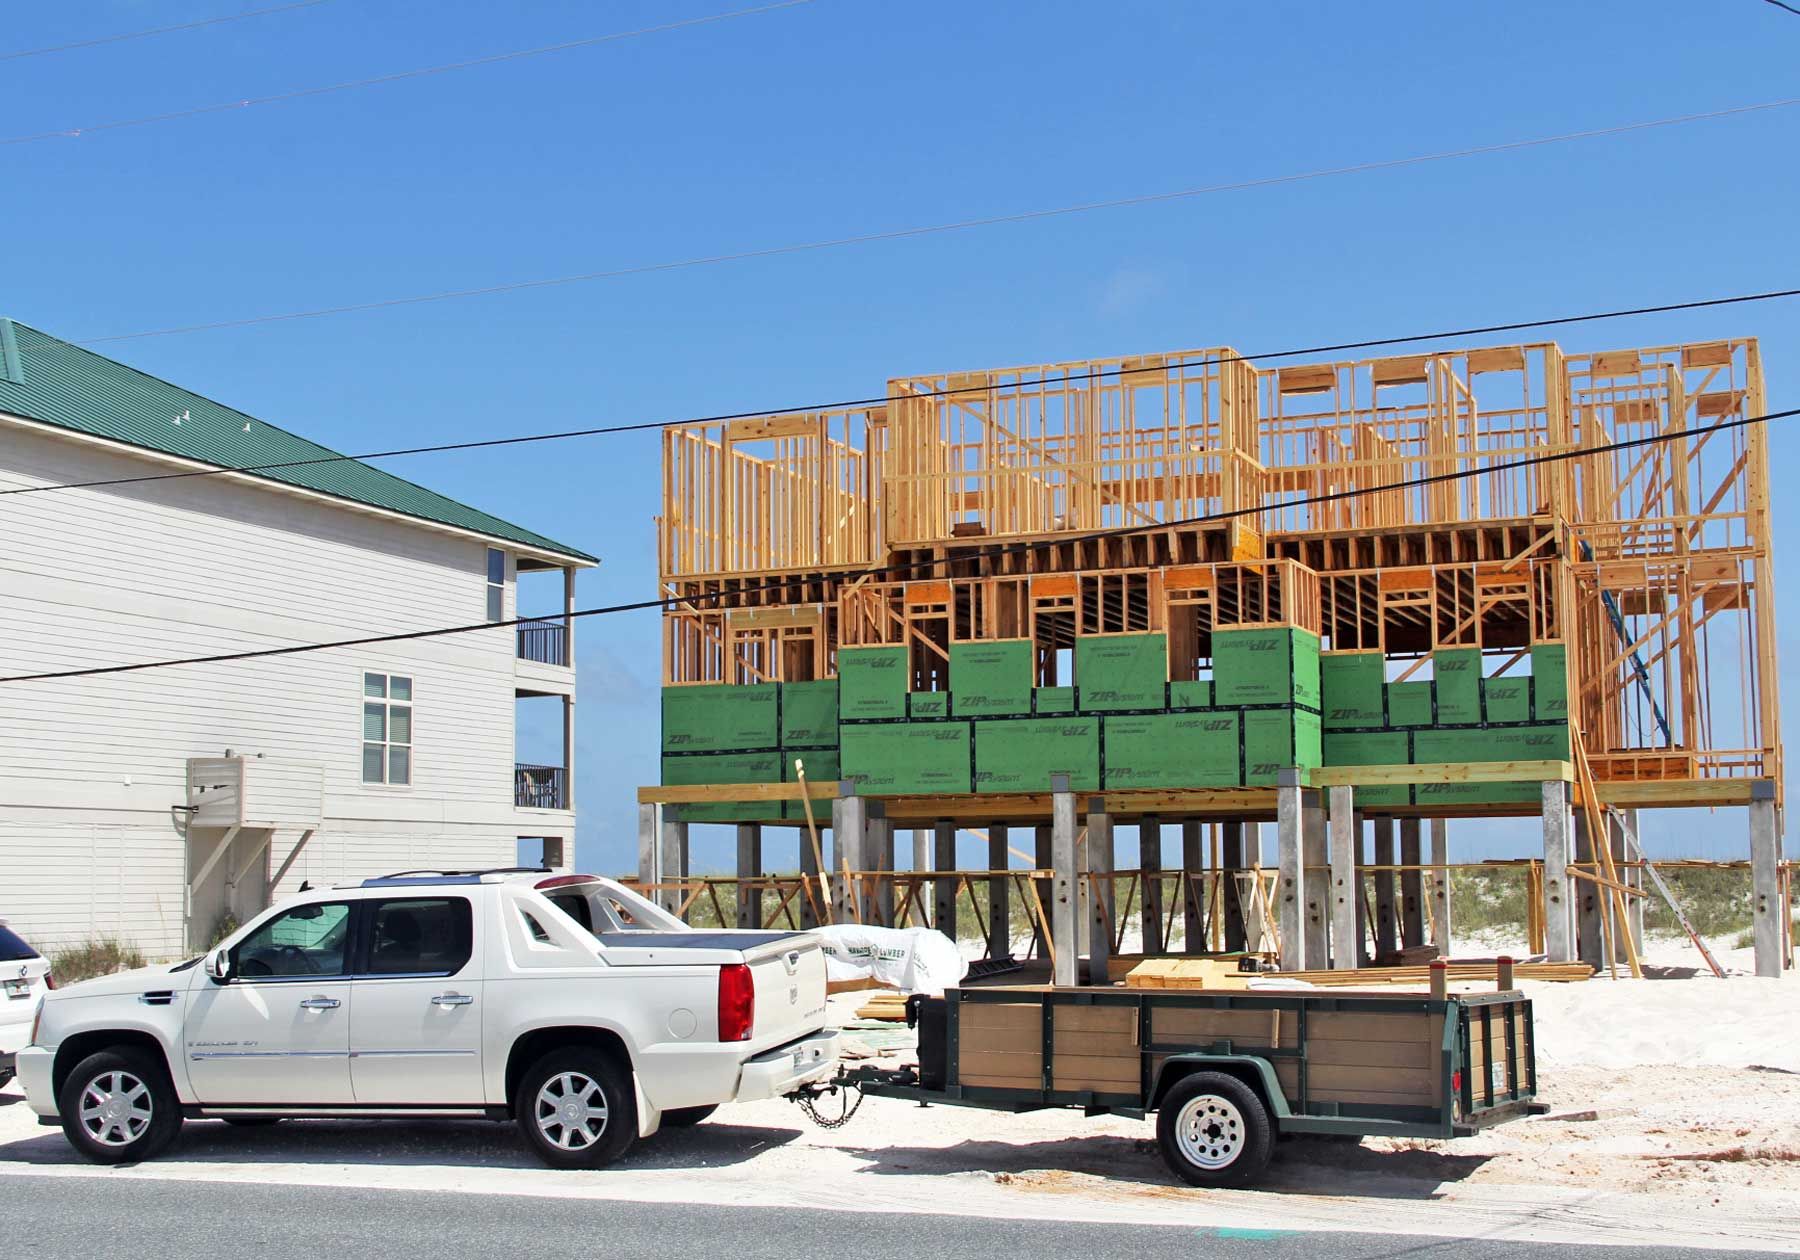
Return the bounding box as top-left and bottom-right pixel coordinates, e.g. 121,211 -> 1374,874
0,0 -> 814,147
0,0 -> 336,62
5,283 -> 1796,500
42,95 -> 1800,346
1764,0 -> 1800,16
4,405 -> 1789,685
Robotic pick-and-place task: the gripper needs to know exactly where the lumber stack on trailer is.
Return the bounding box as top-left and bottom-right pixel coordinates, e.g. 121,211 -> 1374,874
1125,958 -> 1592,989
854,992 -> 912,1021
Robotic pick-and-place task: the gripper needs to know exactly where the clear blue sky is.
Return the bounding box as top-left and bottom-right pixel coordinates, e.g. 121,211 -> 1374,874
4,0 -> 1795,871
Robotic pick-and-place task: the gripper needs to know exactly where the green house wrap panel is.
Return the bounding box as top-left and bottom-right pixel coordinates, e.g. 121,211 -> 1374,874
1213,628 -> 1322,708
1322,729 -> 1410,805
1321,652 -> 1385,729
950,640 -> 1033,715
1169,680 -> 1214,710
1532,643 -> 1569,720
1242,709 -> 1322,785
780,680 -> 839,747
974,718 -> 1100,793
841,723 -> 971,794
1433,649 -> 1482,724
1414,781 -> 1542,806
1077,633 -> 1167,711
1482,676 -> 1529,725
1035,686 -> 1075,714
909,691 -> 949,718
1103,712 -> 1241,790
661,751 -> 782,822
781,749 -> 840,821
661,684 -> 778,753
838,647 -> 908,719
1412,723 -> 1569,764
1387,681 -> 1433,727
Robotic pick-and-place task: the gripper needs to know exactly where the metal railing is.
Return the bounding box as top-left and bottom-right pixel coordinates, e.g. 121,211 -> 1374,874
515,763 -> 568,809
516,618 -> 568,666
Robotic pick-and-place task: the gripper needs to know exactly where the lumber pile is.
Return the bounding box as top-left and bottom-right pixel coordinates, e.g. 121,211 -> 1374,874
854,992 -> 911,1022
1125,957 -> 1593,990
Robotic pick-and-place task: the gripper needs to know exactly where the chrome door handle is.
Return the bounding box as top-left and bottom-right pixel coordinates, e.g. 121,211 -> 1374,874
431,992 -> 473,1007
298,996 -> 341,1010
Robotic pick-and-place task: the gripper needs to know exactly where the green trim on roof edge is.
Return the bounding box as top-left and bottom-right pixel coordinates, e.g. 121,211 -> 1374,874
0,320 -> 597,564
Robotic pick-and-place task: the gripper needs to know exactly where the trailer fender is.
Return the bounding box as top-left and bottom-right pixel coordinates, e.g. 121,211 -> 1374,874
1148,1055 -> 1291,1120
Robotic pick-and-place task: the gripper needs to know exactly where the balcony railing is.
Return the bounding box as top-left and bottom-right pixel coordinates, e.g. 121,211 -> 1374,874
517,618 -> 569,666
515,763 -> 568,810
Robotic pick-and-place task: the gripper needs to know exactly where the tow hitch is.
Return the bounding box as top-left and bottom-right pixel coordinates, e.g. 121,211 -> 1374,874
791,1064 -> 920,1129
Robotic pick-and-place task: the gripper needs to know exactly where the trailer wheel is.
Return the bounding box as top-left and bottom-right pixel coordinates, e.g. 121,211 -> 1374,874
1156,1071 -> 1273,1188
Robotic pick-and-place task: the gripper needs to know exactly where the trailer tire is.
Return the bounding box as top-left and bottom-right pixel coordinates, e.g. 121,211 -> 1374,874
1156,1071 -> 1273,1188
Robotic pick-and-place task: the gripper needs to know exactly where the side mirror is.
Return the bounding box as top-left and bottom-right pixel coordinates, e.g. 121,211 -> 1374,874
203,948 -> 232,983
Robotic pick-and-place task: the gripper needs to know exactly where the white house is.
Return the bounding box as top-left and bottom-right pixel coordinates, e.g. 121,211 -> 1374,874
0,318 -> 597,956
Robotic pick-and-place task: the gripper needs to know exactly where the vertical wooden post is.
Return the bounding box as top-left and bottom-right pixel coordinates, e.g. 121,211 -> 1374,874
1328,787 -> 1358,970
1033,822 -> 1054,959
1573,813 -> 1604,968
868,810 -> 895,926
658,807 -> 687,917
933,821 -> 957,941
1277,771 -> 1306,971
735,823 -> 763,929
988,823 -> 1011,960
829,795 -> 866,925
1429,818 -> 1452,956
1372,816 -> 1397,957
1140,815 -> 1164,955
1399,818 -> 1424,948
637,803 -> 657,887
798,808 -> 821,930
1182,820 -> 1205,954
1542,781 -> 1576,963
1221,821 -> 1247,952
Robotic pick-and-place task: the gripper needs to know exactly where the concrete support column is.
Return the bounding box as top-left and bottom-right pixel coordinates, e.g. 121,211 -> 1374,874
1276,771 -> 1306,971
1429,818 -> 1452,956
933,821 -> 957,941
1033,823 -> 1054,959
1542,780 -> 1576,963
659,809 -> 688,918
1087,799 -> 1115,985
1220,822 -> 1247,953
798,813 -> 822,930
735,824 -> 763,929
1303,790 -> 1329,967
1610,811 -> 1642,957
1751,781 -> 1784,978
912,829 -> 931,929
1328,787 -> 1359,970
988,824 -> 1011,960
829,795 -> 866,925
636,803 -> 656,886
867,811 -> 895,926
1140,816 -> 1164,955
1399,818 -> 1424,948
1182,820 -> 1205,954
1371,816 -> 1397,957
1050,781 -> 1080,986
1573,813 -> 1604,969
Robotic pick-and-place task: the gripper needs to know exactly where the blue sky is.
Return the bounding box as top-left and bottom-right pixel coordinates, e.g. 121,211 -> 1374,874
4,0 -> 1795,871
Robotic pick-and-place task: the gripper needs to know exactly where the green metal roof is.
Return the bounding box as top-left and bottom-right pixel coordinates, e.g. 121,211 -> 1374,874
0,319 -> 597,564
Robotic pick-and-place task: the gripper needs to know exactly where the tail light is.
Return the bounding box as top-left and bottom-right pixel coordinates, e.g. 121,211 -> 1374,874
717,963 -> 754,1042
1451,1069 -> 1463,1097
44,972 -> 56,991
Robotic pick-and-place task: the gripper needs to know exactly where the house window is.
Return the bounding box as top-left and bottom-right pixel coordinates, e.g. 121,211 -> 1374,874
486,548 -> 506,622
363,672 -> 413,785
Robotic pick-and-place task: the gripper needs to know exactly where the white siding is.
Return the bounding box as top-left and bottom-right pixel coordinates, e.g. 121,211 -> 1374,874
0,422 -> 573,956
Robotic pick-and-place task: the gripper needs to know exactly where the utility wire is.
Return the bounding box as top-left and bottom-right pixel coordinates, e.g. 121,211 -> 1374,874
0,0 -> 336,62
0,0 -> 814,146
4,405 -> 1789,685
1764,0 -> 1800,17
5,283 -> 1796,500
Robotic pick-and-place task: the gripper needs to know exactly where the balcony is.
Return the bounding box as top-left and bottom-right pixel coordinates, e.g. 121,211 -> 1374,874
516,763 -> 568,810
517,618 -> 569,666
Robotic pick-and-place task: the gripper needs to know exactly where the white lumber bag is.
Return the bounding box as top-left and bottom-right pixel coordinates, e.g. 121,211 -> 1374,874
814,923 -> 969,995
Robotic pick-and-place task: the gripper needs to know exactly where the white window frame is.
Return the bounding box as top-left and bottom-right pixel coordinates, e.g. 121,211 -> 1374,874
362,672 -> 414,787
486,548 -> 506,623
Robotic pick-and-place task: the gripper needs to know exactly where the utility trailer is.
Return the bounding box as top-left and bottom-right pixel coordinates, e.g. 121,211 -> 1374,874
832,984 -> 1543,1187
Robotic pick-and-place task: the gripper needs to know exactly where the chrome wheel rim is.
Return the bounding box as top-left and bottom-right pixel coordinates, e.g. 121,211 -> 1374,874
534,1071 -> 609,1150
1174,1093 -> 1245,1170
78,1070 -> 153,1148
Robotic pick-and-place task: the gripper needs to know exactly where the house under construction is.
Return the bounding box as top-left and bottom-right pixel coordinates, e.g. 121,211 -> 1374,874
638,335 -> 1788,982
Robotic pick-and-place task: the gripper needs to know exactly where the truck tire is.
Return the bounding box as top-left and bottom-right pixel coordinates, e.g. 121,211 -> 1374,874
661,1104 -> 718,1128
1156,1070 -> 1273,1188
58,1047 -> 184,1166
515,1047 -> 638,1170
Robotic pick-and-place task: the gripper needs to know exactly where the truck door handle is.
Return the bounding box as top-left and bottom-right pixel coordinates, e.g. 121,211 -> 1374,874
298,996 -> 341,1010
431,992 -> 474,1007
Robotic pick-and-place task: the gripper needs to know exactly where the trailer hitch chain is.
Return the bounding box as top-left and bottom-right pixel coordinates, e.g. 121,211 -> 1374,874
791,1069 -> 869,1130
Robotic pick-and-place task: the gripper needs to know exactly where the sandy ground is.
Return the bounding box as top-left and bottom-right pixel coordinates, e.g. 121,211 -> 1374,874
4,952 -> 1798,1252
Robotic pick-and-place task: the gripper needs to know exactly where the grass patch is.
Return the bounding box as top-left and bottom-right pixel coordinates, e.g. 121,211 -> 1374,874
50,938 -> 146,984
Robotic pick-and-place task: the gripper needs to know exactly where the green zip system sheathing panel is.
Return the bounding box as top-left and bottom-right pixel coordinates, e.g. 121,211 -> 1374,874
1321,652 -> 1385,729
662,684 -> 778,753
781,680 -> 839,747
1035,686 -> 1076,714
839,647 -> 908,720
1432,649 -> 1482,724
660,751 -> 783,822
974,718 -> 1100,793
1532,643 -> 1568,720
781,748 -> 840,821
1411,722 -> 1570,805
1387,681 -> 1433,727
1321,729 -> 1412,806
1077,633 -> 1168,711
1103,712 -> 1241,790
841,722 -> 972,794
909,691 -> 949,718
950,640 -> 1033,716
1242,708 -> 1322,785
1482,676 -> 1530,724
1169,680 -> 1214,710
1213,628 -> 1321,708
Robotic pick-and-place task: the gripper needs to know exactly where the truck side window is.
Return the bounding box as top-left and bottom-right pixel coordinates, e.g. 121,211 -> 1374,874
547,893 -> 594,934
236,903 -> 352,979
364,897 -> 473,976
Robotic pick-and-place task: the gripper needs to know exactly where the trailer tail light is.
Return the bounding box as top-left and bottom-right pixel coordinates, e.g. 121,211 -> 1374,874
718,963 -> 754,1042
1451,1069 -> 1463,1097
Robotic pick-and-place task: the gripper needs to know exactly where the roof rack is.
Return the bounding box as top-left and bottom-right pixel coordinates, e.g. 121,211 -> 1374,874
360,865 -> 548,889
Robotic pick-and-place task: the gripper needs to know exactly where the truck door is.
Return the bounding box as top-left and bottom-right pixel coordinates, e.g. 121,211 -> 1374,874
185,900 -> 355,1104
347,895 -> 484,1105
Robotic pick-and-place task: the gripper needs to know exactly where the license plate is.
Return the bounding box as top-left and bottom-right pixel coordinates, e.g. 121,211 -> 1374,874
3,979 -> 27,998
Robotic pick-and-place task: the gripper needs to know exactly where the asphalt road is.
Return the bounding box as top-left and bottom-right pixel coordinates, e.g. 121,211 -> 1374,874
8,1175 -> 1793,1260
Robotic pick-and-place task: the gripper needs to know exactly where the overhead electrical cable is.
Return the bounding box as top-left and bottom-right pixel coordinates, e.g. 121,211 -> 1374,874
0,0 -> 336,62
3,405 -> 1790,685
4,283 -> 1797,500
1763,0 -> 1800,17
0,0 -> 815,146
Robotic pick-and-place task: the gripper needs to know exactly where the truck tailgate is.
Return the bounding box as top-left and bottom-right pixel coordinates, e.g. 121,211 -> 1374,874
742,935 -> 829,1052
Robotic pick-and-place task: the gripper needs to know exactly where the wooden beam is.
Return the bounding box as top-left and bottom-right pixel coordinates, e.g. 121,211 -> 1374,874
638,781 -> 840,804
1308,761 -> 1573,788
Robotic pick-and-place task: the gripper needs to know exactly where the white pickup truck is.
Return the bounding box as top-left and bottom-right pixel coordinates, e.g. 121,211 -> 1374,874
16,869 -> 838,1167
